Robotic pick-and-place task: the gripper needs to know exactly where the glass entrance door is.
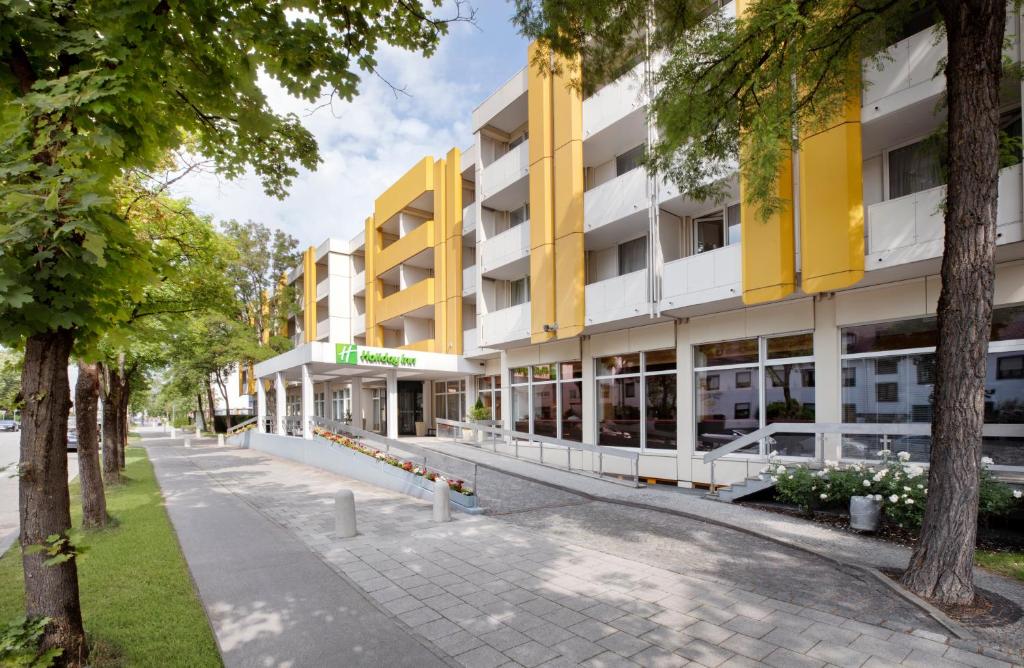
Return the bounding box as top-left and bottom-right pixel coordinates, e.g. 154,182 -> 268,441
397,381 -> 423,436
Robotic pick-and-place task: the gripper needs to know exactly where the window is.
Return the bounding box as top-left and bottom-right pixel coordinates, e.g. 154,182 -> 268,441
510,361 -> 583,442
314,391 -> 325,418
508,131 -> 528,149
476,375 -> 502,420
616,144 -> 645,176
618,237 -> 647,275
843,367 -> 857,387
509,202 -> 529,228
997,355 -> 1024,380
332,388 -> 351,422
597,350 -> 676,450
695,333 -> 815,457
727,204 -> 741,245
888,138 -> 944,199
433,380 -> 465,428
840,306 -> 1024,466
876,382 -> 899,402
510,276 -> 530,306
693,212 -> 724,254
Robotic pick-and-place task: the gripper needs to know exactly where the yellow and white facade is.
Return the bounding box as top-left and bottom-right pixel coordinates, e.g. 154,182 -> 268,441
254,6 -> 1024,485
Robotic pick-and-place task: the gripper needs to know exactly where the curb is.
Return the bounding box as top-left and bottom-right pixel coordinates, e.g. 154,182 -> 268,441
428,444 -> 987,645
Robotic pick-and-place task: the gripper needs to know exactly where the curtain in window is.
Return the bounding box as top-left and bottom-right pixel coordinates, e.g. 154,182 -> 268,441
888,140 -> 943,199
618,237 -> 647,275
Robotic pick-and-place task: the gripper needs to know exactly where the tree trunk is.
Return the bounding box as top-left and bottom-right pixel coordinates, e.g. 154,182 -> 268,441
19,331 -> 88,666
117,378 -> 129,470
74,362 -> 106,529
205,378 -> 216,430
101,366 -> 123,486
901,0 -> 1006,606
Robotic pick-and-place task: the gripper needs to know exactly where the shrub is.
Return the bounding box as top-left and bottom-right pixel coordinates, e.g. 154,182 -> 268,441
468,397 -> 490,422
0,617 -> 61,667
767,451 -> 1022,530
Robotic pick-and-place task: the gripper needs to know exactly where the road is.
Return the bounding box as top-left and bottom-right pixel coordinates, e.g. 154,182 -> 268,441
0,431 -> 79,553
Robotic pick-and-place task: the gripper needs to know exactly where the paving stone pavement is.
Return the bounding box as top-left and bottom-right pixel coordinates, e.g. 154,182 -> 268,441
154,442 -> 1022,668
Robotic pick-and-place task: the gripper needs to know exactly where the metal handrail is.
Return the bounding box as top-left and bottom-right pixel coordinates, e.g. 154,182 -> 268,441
702,421 -> 1024,497
309,416 -> 478,493
226,416 -> 257,435
435,418 -> 644,488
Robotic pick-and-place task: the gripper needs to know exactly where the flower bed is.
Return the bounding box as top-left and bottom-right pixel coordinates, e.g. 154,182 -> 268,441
765,450 -> 1022,529
312,426 -> 474,497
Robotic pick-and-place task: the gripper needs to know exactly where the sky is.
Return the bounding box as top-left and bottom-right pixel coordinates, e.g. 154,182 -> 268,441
171,3 -> 529,249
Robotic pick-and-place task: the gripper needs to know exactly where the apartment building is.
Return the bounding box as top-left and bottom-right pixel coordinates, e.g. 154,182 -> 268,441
252,2 -> 1024,488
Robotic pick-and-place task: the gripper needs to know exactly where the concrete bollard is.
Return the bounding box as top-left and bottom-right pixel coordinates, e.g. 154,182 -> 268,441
433,478 -> 451,523
217,434 -> 225,446
184,437 -> 191,448
170,427 -> 176,438
335,489 -> 357,538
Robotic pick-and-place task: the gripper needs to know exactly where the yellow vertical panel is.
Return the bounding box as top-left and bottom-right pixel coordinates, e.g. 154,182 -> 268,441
529,158 -> 555,250
445,296 -> 462,355
445,148 -> 463,240
799,96 -> 864,294
552,54 -> 583,152
553,141 -> 584,241
740,158 -> 796,304
445,148 -> 463,353
303,246 -> 316,342
554,233 -> 585,338
530,244 -> 556,343
432,158 -> 447,353
527,41 -> 554,165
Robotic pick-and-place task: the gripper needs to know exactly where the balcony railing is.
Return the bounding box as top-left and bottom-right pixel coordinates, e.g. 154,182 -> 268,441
660,244 -> 742,310
462,265 -> 476,296
584,270 -> 648,326
479,302 -> 531,348
462,204 -> 477,237
479,222 -> 530,276
316,277 -> 330,302
479,141 -> 529,201
583,168 -> 648,233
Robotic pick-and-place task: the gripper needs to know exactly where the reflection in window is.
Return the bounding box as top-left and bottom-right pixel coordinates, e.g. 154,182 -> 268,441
596,350 -> 676,449
597,377 -> 641,447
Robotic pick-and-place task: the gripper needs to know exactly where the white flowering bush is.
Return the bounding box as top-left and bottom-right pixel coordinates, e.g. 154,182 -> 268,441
767,451 -> 1021,529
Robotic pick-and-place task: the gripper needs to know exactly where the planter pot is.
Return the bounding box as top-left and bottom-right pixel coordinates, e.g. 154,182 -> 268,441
849,495 -> 882,532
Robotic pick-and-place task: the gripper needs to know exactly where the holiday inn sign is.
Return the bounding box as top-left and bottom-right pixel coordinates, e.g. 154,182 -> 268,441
336,344 -> 418,368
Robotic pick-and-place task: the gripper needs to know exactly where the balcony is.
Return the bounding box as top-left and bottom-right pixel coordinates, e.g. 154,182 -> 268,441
479,223 -> 530,279
585,270 -> 649,326
377,277 -> 435,323
866,164 -> 1023,270
352,317 -> 366,336
583,61 -> 646,142
462,204 -> 477,238
479,302 -> 531,348
376,219 -> 434,274
584,168 -> 648,236
862,21 -> 1018,123
316,277 -> 330,302
659,244 -> 742,311
353,270 -> 366,296
316,318 -> 330,340
462,265 -> 476,297
479,141 -> 530,207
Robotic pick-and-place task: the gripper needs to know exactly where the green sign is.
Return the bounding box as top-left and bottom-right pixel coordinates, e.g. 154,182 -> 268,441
336,344 -> 417,368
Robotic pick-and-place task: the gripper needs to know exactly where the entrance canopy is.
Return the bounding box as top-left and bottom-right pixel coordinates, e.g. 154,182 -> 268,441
254,342 -> 485,384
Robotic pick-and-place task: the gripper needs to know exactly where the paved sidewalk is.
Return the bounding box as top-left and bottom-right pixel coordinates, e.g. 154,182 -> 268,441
145,435 -> 450,668
150,438 -> 1021,667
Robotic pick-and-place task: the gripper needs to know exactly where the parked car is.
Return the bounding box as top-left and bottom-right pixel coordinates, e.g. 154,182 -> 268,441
0,420 -> 19,432
67,429 -> 78,452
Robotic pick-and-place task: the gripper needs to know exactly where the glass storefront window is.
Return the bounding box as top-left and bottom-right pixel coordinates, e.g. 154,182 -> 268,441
842,317 -> 937,355
560,381 -> 583,442
597,377 -> 642,447
695,338 -> 758,367
765,362 -> 816,457
511,361 -> 582,440
532,384 -> 557,438
510,367 -> 529,384
645,349 -> 677,372
512,385 -> 530,433
597,354 -> 641,376
532,364 -> 556,381
560,361 -> 583,379
695,368 -> 759,453
476,375 -> 501,420
645,375 -> 677,449
767,333 -> 814,360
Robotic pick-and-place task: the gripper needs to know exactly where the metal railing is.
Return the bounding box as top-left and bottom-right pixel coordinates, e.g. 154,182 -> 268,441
309,417 -> 478,494
434,418 -> 644,488
702,422 -> 1023,497
226,416 -> 257,436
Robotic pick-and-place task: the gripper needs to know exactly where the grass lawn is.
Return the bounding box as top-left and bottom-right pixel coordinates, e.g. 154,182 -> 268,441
0,446 -> 222,667
976,550 -> 1024,583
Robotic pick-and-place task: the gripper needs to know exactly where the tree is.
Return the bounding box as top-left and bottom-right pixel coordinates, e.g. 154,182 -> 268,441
1,2 -> 468,660
221,219 -> 302,344
74,362 -> 106,528
515,0 -> 1009,605
0,349 -> 20,418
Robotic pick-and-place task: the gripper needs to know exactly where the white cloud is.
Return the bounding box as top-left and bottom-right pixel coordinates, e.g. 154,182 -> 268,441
172,6 -> 527,247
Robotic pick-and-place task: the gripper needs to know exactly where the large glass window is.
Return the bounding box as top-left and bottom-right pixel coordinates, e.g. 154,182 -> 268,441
476,375 -> 502,420
510,277 -> 530,306
888,138 -> 944,199
510,362 -> 583,441
695,333 -> 815,457
597,350 -> 677,450
692,211 -> 724,254
617,237 -> 647,275
332,388 -> 351,423
314,391 -> 325,418
841,308 -> 1024,467
616,144 -> 645,175
433,380 -> 465,427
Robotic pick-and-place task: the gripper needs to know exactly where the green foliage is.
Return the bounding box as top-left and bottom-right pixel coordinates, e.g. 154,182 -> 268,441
468,397 -> 490,422
770,454 -> 1022,530
0,449 -> 221,666
23,533 -> 86,568
513,0 -> 938,217
0,0 -> 465,343
0,616 -> 61,667
0,348 -> 20,414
